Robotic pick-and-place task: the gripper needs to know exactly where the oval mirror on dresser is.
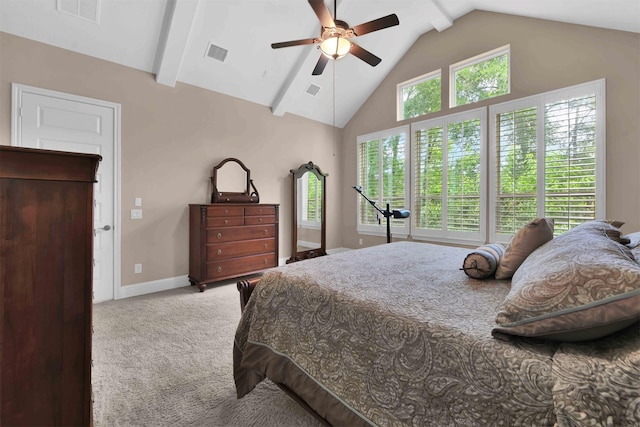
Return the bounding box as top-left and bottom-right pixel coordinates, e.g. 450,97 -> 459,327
287,161 -> 328,263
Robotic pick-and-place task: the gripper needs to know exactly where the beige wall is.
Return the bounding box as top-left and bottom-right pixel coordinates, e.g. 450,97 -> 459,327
341,11 -> 640,248
0,32 -> 343,287
2,10 -> 639,288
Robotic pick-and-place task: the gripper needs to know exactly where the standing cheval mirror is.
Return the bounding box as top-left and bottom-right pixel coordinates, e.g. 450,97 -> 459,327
287,162 -> 327,263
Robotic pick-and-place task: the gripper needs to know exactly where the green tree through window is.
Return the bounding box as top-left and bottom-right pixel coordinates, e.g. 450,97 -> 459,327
412,109 -> 485,242
491,80 -> 603,241
357,127 -> 410,235
452,46 -> 510,107
400,72 -> 441,120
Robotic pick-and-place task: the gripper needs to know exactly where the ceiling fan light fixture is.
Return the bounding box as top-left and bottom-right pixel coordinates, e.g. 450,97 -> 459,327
271,0 -> 399,75
320,36 -> 351,60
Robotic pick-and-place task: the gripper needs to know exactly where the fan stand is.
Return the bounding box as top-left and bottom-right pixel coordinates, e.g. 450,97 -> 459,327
352,186 -> 410,243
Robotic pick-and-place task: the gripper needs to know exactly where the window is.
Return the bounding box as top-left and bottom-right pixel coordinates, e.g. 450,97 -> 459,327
490,79 -> 605,241
356,127 -> 410,236
397,70 -> 441,121
412,108 -> 486,243
451,45 -> 510,108
357,79 -> 604,245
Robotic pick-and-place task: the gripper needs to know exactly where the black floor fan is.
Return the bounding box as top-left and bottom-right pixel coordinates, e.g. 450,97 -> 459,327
353,186 -> 410,243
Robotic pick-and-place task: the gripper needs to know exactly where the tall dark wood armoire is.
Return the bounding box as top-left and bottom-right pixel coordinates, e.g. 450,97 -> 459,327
0,146 -> 101,426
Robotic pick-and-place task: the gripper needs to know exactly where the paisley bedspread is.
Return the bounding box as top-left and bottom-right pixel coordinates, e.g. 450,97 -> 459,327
233,242 -> 640,426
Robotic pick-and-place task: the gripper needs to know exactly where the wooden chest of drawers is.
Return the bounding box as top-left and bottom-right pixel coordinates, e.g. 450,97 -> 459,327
1,146 -> 99,426
188,204 -> 279,292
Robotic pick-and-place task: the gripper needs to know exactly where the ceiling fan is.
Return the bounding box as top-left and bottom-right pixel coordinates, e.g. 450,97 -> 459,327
271,0 -> 400,75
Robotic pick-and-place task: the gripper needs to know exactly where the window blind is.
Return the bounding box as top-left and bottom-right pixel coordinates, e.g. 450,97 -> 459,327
411,109 -> 485,242
358,139 -> 380,226
544,93 -> 597,234
382,134 -> 407,227
357,129 -> 408,232
446,118 -> 482,232
495,106 -> 538,234
414,126 -> 443,230
491,82 -> 602,241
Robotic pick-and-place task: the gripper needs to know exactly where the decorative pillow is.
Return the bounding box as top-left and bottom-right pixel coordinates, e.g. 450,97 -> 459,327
461,243 -> 506,279
493,221 -> 640,341
625,231 -> 640,260
494,218 -> 554,280
604,219 -> 625,228
623,231 -> 640,249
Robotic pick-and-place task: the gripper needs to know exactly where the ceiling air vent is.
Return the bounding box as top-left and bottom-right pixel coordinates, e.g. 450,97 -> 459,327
305,84 -> 321,96
205,42 -> 228,63
57,0 -> 100,23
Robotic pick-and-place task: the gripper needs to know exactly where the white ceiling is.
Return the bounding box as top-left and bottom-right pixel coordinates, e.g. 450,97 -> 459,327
1,0 -> 638,128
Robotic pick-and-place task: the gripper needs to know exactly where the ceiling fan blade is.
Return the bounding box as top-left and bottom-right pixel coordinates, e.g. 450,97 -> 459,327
271,38 -> 318,49
349,42 -> 382,67
308,0 -> 336,28
351,14 -> 399,36
312,55 -> 330,75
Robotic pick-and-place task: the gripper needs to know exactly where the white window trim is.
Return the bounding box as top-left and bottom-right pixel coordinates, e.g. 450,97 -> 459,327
356,125 -> 411,237
357,79 -> 604,246
449,44 -> 511,108
397,69 -> 441,121
410,107 -> 487,246
488,78 -> 606,243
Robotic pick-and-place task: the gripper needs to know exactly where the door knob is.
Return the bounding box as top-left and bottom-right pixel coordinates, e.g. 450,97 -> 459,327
94,225 -> 111,236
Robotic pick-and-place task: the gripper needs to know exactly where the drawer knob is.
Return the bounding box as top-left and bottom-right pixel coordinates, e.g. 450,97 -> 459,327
224,219 -> 229,224
224,209 -> 229,214
217,232 -> 223,239
259,217 -> 263,223
259,208 -> 263,213
264,243 -> 268,249
217,249 -> 222,255
217,266 -> 222,273
263,229 -> 268,235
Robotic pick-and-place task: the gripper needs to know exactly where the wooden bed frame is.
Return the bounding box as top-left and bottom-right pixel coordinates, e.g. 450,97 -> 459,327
237,277 -> 260,312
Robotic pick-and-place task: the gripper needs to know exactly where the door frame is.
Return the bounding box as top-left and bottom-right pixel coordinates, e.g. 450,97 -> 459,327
11,83 -> 122,301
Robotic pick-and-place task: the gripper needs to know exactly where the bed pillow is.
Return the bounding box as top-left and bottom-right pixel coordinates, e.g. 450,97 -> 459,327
625,231 -> 640,260
461,243 -> 506,279
494,218 -> 554,279
493,221 -> 640,341
623,231 -> 640,249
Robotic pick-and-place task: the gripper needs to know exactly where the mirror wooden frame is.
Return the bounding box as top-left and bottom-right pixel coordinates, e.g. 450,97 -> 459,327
287,161 -> 328,263
210,157 -> 260,203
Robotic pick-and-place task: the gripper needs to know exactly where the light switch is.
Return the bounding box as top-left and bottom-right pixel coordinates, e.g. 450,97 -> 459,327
130,209 -> 142,219
134,197 -> 142,207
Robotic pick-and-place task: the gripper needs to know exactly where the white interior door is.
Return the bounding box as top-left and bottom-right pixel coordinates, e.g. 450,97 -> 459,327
11,83 -> 120,302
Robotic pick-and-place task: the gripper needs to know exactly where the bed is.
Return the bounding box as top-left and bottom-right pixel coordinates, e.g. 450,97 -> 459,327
233,221 -> 640,426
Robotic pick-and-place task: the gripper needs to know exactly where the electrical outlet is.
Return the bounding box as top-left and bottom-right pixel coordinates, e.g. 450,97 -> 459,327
134,264 -> 142,274
130,209 -> 142,219
359,238 -> 363,245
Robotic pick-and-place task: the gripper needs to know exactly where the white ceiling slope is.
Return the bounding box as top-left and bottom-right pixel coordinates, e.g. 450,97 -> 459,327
1,0 -> 638,128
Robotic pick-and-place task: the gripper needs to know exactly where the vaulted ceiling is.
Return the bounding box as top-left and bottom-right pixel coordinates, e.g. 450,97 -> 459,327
1,0 -> 638,128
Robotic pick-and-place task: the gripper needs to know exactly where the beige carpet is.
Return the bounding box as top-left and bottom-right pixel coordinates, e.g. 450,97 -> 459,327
92,282 -> 323,427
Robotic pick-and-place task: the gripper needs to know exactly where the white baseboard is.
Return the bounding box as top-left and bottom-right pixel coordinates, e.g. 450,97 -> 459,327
111,248 -> 352,301
327,247 -> 352,254
115,275 -> 190,300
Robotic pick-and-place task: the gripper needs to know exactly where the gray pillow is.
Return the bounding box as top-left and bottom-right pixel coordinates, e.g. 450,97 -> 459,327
623,231 -> 640,249
461,243 -> 506,279
493,220 -> 640,341
494,218 -> 554,280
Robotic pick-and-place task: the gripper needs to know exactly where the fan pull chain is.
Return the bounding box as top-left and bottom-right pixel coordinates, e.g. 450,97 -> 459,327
333,60 -> 336,157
